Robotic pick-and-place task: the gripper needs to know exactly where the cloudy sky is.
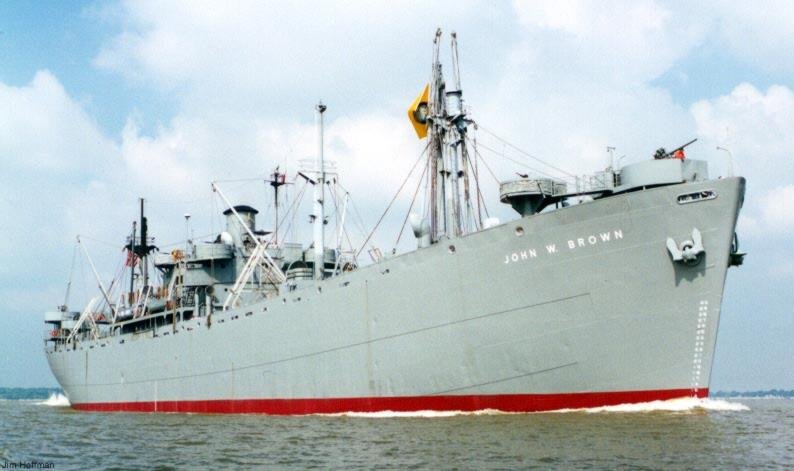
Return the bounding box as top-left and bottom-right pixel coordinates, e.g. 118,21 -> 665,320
1,1 -> 792,390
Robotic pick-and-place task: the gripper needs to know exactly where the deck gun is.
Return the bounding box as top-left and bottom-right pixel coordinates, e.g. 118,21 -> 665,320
654,138 -> 698,160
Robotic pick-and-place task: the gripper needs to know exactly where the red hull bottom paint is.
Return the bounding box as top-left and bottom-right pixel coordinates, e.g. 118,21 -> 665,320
71,388 -> 708,415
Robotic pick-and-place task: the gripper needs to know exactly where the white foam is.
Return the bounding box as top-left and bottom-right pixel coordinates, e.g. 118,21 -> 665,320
36,393 -> 71,407
319,408 -> 508,418
550,397 -> 749,414
315,398 -> 749,418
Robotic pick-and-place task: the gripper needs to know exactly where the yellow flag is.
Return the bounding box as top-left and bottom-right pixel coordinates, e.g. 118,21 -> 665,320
407,84 -> 430,139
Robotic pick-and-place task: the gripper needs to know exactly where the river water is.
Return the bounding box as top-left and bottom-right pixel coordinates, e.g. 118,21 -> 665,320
1,395 -> 791,469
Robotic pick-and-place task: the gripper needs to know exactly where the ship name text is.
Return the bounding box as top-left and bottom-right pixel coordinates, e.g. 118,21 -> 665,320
503,229 -> 624,265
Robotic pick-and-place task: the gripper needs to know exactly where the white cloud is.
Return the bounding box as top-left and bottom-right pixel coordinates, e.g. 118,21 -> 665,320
463,0 -> 704,186
692,83 -> 794,180
713,0 -> 794,74
0,70 -> 115,173
110,109 -> 424,256
692,83 -> 794,239
740,185 -> 794,238
87,0 -> 794,241
5,1 -> 794,306
92,0 -> 509,115
0,72 -> 120,286
512,0 -> 704,84
758,185 -> 794,233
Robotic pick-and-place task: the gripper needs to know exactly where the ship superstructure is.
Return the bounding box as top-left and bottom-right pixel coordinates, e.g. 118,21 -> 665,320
44,31 -> 746,414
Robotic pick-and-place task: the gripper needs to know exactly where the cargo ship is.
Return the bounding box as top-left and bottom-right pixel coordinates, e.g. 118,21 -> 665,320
44,30 -> 746,414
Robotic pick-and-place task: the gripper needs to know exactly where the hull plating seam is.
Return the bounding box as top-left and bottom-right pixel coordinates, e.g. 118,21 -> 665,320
59,293 -> 589,388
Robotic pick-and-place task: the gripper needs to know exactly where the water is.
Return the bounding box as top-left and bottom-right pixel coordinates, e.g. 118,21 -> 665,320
1,396 -> 792,469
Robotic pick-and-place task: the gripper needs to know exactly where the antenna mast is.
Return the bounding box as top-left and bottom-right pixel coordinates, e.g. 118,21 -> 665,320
314,102 -> 327,280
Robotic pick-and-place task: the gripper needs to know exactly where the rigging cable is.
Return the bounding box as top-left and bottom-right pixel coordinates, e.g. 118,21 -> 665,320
468,147 -> 490,218
62,244 -> 78,308
279,180 -> 308,243
336,181 -> 378,252
476,124 -> 577,178
355,144 -> 429,258
78,235 -> 124,250
470,140 -> 502,186
394,157 -> 429,250
473,138 -> 566,181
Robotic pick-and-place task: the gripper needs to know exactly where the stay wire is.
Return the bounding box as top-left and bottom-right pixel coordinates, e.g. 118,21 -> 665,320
468,149 -> 490,218
476,124 -> 576,178
63,244 -> 78,307
472,137 -> 564,181
394,157 -> 429,250
336,181 -> 378,251
280,181 -> 308,243
356,144 -> 429,258
471,142 -> 502,186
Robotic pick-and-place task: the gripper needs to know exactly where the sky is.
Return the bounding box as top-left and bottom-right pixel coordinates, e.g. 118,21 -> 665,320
0,0 -> 792,390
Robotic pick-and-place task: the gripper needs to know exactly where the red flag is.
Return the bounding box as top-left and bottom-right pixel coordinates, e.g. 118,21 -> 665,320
125,249 -> 139,267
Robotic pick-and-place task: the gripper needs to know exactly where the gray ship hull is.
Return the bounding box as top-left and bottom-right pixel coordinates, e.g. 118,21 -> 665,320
46,177 -> 744,413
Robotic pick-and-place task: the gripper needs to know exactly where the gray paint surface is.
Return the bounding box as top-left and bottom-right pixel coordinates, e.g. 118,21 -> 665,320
46,177 -> 745,410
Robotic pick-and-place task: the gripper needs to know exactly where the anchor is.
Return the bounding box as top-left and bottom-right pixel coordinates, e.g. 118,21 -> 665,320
666,228 -> 705,266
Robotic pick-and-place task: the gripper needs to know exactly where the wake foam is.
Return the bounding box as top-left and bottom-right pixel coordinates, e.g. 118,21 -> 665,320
317,398 -> 748,418
36,393 -> 71,407
320,409 -> 507,418
550,397 -> 749,414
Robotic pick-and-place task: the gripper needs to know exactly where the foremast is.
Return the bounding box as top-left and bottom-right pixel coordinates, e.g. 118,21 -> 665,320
426,29 -> 476,243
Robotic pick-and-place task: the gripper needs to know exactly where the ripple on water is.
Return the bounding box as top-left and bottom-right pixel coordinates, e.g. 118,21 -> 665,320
0,398 -> 790,469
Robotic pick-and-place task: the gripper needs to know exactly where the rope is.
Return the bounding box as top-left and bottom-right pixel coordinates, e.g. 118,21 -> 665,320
468,149 -> 490,218
474,138 -> 564,181
337,182 -> 378,251
471,142 -> 502,185
63,244 -> 78,307
477,124 -> 576,178
212,177 -> 266,184
394,158 -> 429,249
356,145 -> 428,258
78,235 -> 124,250
158,232 -> 218,249
279,181 -> 308,243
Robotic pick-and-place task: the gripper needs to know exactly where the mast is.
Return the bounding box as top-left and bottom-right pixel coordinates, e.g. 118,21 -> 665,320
129,221 -> 136,300
426,29 -> 471,242
139,198 -> 149,288
428,29 -> 445,241
447,32 -> 463,236
314,102 -> 327,280
269,167 -> 287,245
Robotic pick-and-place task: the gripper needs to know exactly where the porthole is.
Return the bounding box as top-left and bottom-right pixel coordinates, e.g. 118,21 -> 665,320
448,245 -> 456,254
515,226 -> 525,236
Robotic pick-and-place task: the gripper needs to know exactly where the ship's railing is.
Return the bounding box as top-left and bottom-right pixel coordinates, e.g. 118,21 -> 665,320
569,171 -> 616,194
